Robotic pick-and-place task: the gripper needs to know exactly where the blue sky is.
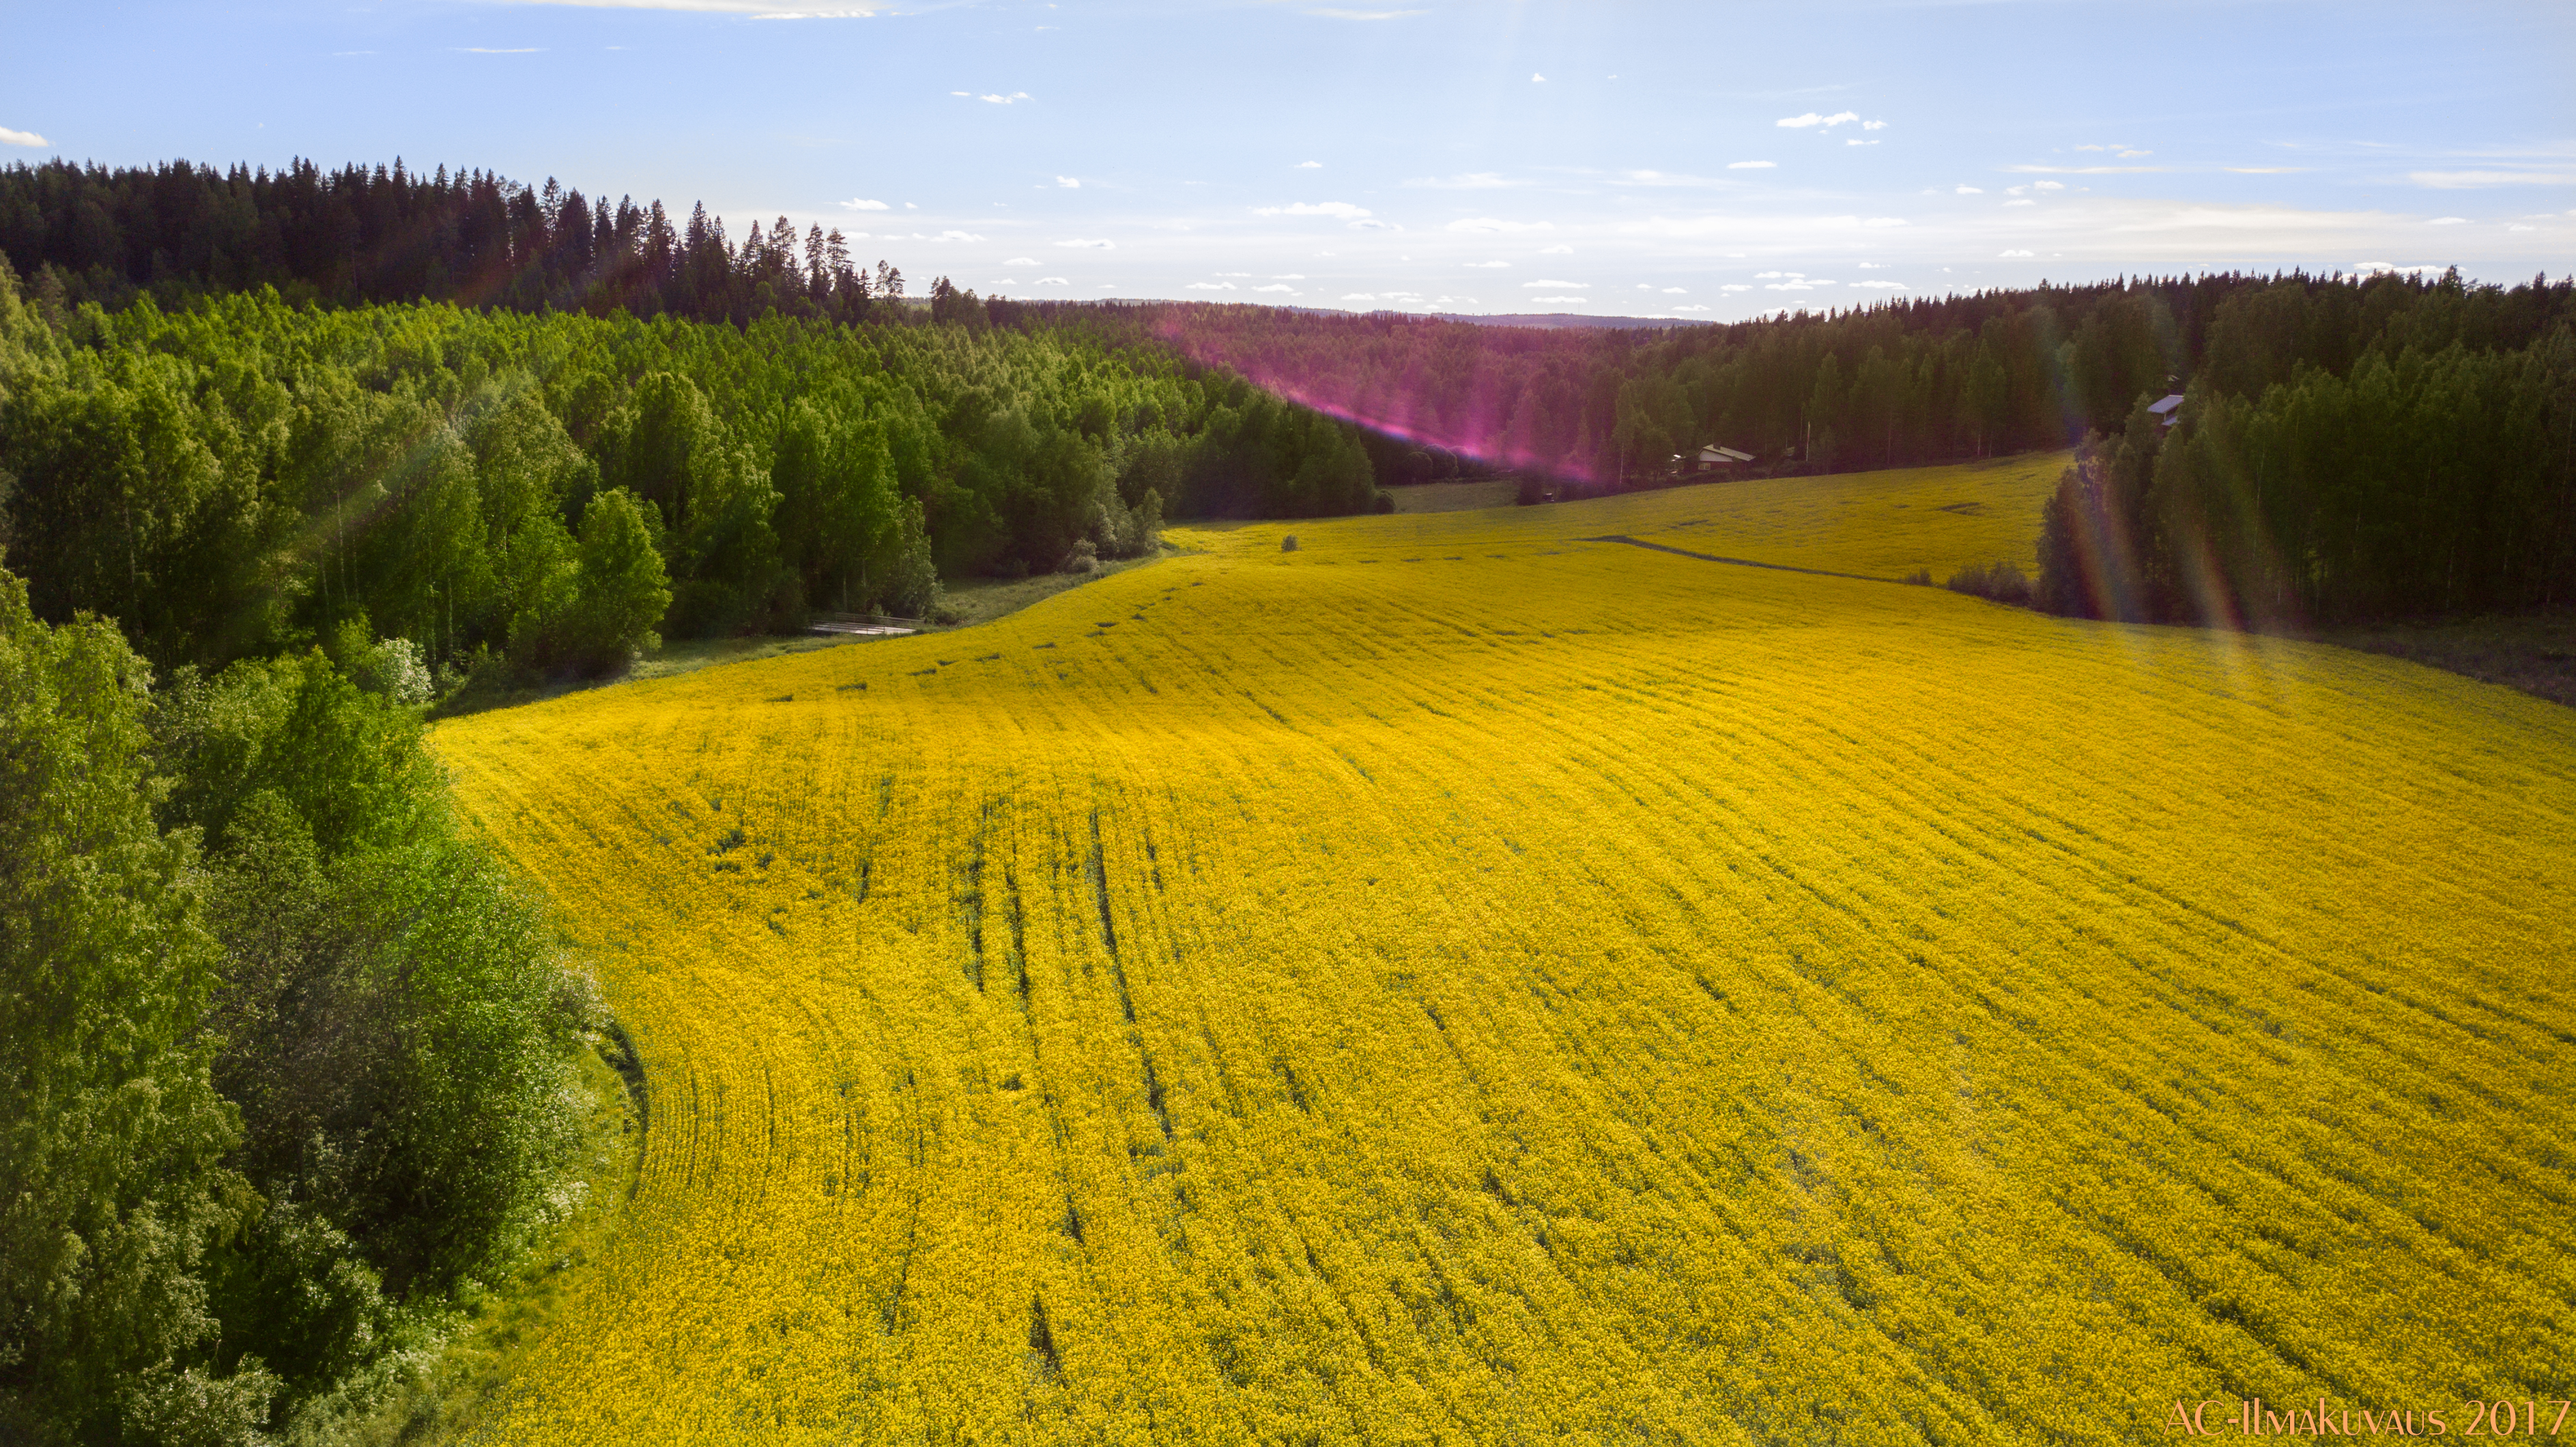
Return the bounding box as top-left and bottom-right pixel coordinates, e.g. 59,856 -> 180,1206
5,1 -> 2569,319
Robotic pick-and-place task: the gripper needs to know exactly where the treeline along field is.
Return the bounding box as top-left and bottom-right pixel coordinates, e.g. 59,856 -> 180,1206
0,259 -> 1379,684
11,156 -> 2570,629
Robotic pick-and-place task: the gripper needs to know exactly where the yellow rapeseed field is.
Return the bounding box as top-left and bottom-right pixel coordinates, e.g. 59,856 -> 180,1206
433,455 -> 2576,1444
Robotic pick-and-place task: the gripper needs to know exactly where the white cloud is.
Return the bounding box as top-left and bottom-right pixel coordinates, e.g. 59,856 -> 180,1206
1187,281 -> 1237,290
1661,287 -> 1687,293
1254,283 -> 1298,293
1728,160 -> 1776,170
1764,280 -> 1829,291
1857,261 -> 1888,269
2429,216 -> 2470,225
1,126 -> 52,147
1538,243 -> 1573,253
1864,216 -> 1907,227
2033,181 -> 2065,192
2004,164 -> 2164,174
1955,185 -> 1984,195
1055,175 -> 1079,188
1407,172 -> 1523,189
1863,119 -> 1888,131
1754,270 -> 1798,278
2510,224 -> 2537,231
1463,260 -> 1510,268
1343,293 -> 1378,301
1448,217 -> 1551,233
1347,218 -> 1397,230
905,202 -> 917,209
1296,160 -> 1322,169
1213,271 -> 1250,276
1528,296 -> 1586,304
1846,139 -> 1879,147
1636,283 -> 1652,290
2227,167 -> 2305,175
1720,285 -> 1752,292
2005,199 -> 2037,207
1999,248 -> 2034,257
1257,201 -> 1372,218
1271,272 -> 1306,279
1055,238 -> 1115,248
521,0 -> 890,10
1672,304 -> 1711,313
1850,281 -> 1906,289
2411,169 -> 2576,188
1777,111 -> 1861,129
1531,72 -> 1545,82
839,197 -> 889,211
1309,7 -> 1426,16
1035,276 -> 1070,286
975,91 -> 1032,104
990,278 -> 1017,286
931,230 -> 986,242
1524,278 -> 1588,287
1004,256 -> 1037,266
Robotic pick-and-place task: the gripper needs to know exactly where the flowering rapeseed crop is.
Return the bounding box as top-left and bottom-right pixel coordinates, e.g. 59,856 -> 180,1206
432,461 -> 2576,1444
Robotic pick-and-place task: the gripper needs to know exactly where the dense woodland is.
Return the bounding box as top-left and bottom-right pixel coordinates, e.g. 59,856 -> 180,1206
2,566 -> 590,1445
0,260 -> 1377,685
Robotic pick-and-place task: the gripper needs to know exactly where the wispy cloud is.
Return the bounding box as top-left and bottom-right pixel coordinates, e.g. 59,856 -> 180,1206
1999,248 -> 2035,257
1778,111 -> 1879,130
1004,256 -> 1037,266
1054,175 -> 1079,188
1463,260 -> 1510,268
1448,217 -> 1551,233
1528,296 -> 1586,304
455,46 -> 544,53
839,197 -> 889,210
1672,304 -> 1711,313
1055,238 -> 1115,248
1405,172 -> 1523,189
1296,160 -> 1322,169
1187,281 -> 1237,290
1034,276 -> 1070,286
1728,160 -> 1776,170
975,91 -> 1032,104
1523,278 -> 1588,288
496,0 -> 890,11
1257,201 -> 1372,218
1309,8 -> 1425,17
1955,185 -> 1984,194
2409,169 -> 2576,188
0,126 -> 48,147
1272,273 -> 1306,279
2003,164 -> 2164,174
2428,216 -> 2470,225
1538,243 -> 1573,253
2226,167 -> 2305,175
1255,283 -> 1298,293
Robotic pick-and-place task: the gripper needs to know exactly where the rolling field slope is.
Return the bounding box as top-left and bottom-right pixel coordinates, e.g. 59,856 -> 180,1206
433,457 -> 2576,1444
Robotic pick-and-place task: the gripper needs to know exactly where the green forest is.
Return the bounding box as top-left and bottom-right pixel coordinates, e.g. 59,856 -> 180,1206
0,261 -> 1379,687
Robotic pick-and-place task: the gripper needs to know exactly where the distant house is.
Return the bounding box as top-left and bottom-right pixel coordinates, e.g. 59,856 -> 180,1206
2147,394 -> 2186,428
1675,444 -> 1756,472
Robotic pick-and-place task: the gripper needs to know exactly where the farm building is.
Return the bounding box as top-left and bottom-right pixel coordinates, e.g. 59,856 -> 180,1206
1675,444 -> 1756,472
2148,393 -> 2185,427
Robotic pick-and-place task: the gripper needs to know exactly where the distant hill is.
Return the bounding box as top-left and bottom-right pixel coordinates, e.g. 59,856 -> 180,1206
1428,312 -> 1703,331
